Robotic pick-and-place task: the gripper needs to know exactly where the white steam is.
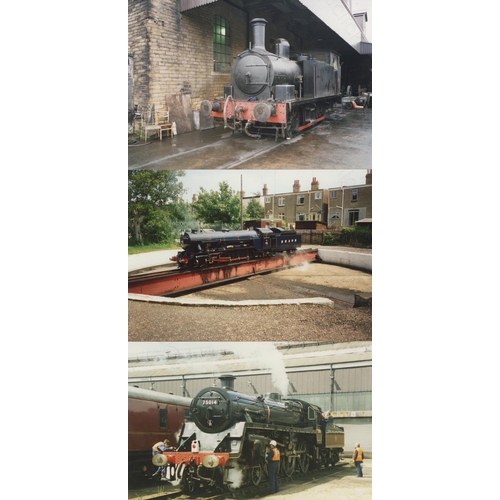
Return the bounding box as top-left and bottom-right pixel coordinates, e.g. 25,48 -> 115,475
231,343 -> 289,396
226,463 -> 244,489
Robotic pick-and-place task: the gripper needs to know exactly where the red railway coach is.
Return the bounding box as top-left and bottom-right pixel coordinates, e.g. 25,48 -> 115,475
128,386 -> 191,482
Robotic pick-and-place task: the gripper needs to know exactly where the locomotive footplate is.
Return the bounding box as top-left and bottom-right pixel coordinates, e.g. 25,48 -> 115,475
128,248 -> 318,297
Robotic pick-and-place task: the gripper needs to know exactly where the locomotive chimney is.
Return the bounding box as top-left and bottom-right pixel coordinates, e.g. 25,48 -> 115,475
219,374 -> 236,391
311,177 -> 319,191
250,18 -> 267,50
293,179 -> 301,193
263,183 -> 268,196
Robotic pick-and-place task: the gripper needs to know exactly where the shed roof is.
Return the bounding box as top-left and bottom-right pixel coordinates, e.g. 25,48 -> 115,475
128,341 -> 372,381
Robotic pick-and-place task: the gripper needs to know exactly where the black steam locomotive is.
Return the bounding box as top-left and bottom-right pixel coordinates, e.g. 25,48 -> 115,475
200,18 -> 342,140
153,375 -> 344,493
171,227 -> 301,269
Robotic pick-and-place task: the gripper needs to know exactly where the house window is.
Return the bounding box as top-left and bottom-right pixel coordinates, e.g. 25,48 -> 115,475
315,192 -> 322,200
278,213 -> 285,219
213,16 -> 231,72
265,196 -> 271,204
296,212 -> 305,221
278,197 -> 285,206
297,195 -> 305,205
348,210 -> 360,225
351,189 -> 358,202
330,190 -> 338,199
330,212 -> 340,219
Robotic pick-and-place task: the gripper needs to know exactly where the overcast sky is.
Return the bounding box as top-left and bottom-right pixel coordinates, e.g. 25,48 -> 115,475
179,169 -> 369,201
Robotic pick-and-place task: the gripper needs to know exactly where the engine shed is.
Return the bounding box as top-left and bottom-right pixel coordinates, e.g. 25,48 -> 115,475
128,340 -> 372,457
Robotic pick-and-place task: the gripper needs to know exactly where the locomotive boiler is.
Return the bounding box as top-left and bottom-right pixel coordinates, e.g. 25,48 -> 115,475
171,227 -> 301,269
200,18 -> 342,140
153,375 -> 344,493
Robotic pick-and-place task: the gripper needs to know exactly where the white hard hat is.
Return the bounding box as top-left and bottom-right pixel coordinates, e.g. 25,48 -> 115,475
270,440 -> 277,447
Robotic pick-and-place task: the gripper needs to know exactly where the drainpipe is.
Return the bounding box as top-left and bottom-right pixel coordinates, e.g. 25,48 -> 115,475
330,365 -> 335,414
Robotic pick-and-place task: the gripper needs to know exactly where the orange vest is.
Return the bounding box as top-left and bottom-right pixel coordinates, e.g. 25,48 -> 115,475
353,447 -> 363,462
271,448 -> 281,461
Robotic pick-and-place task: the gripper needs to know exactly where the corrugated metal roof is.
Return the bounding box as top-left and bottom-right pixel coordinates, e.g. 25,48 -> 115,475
180,0 -> 219,12
128,342 -> 372,380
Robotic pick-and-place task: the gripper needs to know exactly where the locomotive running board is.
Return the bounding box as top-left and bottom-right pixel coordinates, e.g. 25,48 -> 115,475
128,249 -> 318,297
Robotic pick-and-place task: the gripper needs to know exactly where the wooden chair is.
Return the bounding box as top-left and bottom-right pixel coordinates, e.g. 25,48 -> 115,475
157,111 -> 173,139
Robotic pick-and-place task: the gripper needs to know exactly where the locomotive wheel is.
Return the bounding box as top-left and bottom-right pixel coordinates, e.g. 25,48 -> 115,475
286,109 -> 299,138
281,455 -> 296,477
251,464 -> 263,486
297,440 -> 310,473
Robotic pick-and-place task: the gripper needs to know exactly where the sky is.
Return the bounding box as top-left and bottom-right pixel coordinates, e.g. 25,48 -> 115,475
179,169 -> 369,201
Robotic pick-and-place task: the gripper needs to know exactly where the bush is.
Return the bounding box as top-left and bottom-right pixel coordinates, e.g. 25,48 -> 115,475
340,226 -> 372,248
322,233 -> 341,246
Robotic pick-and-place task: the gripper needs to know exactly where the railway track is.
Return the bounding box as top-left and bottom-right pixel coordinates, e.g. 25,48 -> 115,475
129,461 -> 351,500
128,249 -> 318,297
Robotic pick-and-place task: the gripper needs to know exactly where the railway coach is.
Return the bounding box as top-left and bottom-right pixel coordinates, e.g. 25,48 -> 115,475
128,386 -> 191,482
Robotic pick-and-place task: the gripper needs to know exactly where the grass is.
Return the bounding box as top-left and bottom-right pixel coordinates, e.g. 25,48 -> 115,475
128,242 -> 180,255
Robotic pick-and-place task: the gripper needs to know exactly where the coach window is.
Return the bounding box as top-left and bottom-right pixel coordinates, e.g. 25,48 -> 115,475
159,408 -> 167,428
213,16 -> 231,72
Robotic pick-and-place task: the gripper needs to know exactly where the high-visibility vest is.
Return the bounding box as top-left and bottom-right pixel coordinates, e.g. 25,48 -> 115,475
353,447 -> 364,462
271,448 -> 281,461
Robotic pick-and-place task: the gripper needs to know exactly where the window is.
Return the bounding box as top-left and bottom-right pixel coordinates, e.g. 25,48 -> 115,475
278,197 -> 285,206
278,213 -> 285,219
265,196 -> 271,204
330,212 -> 340,219
330,190 -> 338,199
159,409 -> 167,428
297,195 -> 305,205
296,212 -> 305,221
348,210 -> 360,225
351,189 -> 358,202
315,192 -> 322,200
213,16 -> 231,72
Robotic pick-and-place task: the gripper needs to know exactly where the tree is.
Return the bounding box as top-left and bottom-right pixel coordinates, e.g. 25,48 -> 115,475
244,197 -> 265,220
192,181 -> 241,229
128,170 -> 186,245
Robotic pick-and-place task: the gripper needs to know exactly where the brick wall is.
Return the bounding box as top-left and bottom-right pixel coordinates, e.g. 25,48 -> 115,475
128,0 -> 249,128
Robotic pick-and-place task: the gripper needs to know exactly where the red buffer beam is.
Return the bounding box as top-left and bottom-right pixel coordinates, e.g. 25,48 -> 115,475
128,249 -> 317,297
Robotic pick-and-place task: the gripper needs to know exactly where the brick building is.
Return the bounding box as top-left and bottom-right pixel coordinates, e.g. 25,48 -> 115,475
128,0 -> 371,134
328,170 -> 372,228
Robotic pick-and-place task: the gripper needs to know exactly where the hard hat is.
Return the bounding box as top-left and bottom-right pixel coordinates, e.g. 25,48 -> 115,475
270,440 -> 277,447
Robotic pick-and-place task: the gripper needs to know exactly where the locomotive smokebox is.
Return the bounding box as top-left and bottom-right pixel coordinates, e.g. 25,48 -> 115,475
219,374 -> 236,390
250,18 -> 267,50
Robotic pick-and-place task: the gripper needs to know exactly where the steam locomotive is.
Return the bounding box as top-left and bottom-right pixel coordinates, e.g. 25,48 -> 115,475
153,375 -> 344,493
171,227 -> 301,269
200,18 -> 342,140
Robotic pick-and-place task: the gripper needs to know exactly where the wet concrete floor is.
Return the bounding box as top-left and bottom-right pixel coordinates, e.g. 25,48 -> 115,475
128,107 -> 371,171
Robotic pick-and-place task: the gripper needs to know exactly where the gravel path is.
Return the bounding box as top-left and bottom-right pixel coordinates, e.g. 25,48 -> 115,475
128,301 -> 371,341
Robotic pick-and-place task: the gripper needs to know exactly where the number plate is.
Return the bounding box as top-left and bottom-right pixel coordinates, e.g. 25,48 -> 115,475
202,399 -> 219,405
